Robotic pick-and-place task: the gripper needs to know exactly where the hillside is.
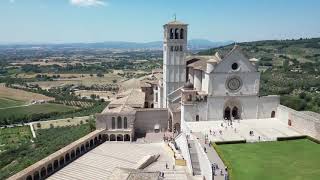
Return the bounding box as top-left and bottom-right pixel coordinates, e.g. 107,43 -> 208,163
199,38 -> 320,113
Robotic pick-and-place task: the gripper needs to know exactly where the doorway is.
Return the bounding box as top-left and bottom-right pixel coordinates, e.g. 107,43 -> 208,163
224,107 -> 231,120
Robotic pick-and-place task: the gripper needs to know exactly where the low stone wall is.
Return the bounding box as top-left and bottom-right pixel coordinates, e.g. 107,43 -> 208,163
175,133 -> 193,174
135,108 -> 168,133
8,129 -> 106,180
277,105 -> 320,140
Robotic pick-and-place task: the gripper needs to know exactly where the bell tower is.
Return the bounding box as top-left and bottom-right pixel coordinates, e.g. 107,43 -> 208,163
162,20 -> 188,108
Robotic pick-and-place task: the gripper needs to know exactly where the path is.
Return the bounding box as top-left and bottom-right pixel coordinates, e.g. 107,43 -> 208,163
194,132 -> 227,180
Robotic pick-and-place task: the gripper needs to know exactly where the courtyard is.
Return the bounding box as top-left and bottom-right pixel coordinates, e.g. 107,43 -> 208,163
214,139 -> 320,180
187,118 -> 301,142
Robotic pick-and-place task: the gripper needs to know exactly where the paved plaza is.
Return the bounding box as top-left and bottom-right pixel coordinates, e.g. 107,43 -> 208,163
187,118 -> 302,142
48,142 -> 189,180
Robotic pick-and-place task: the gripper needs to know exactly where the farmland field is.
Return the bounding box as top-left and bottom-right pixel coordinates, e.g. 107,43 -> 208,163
0,103 -> 77,124
215,139 -> 320,180
0,85 -> 54,103
28,73 -> 126,89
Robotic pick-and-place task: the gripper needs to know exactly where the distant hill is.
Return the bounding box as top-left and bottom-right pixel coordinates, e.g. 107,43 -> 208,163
198,38 -> 320,66
0,39 -> 233,50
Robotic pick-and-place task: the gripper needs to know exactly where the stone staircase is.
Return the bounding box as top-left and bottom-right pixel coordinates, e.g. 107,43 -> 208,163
188,140 -> 201,175
163,169 -> 188,180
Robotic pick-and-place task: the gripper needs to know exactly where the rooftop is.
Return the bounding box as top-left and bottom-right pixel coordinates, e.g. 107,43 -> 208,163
108,89 -> 145,109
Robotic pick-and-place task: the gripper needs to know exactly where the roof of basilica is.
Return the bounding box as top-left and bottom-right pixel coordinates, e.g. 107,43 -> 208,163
108,89 -> 145,109
187,53 -> 221,71
102,105 -> 137,114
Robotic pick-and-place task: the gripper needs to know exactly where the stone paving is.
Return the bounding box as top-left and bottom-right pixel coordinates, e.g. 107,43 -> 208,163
48,142 -> 189,180
187,118 -> 302,143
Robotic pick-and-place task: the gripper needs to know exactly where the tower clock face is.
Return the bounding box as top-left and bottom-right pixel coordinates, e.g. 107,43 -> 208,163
227,77 -> 242,91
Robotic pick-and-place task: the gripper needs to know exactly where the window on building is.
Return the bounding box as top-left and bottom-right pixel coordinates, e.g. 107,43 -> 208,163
175,28 -> 179,39
180,28 -> 184,39
117,116 -> 122,129
170,29 -> 174,39
196,115 -> 199,121
170,46 -> 174,52
179,45 -> 183,51
124,117 -> 127,129
112,117 -> 115,129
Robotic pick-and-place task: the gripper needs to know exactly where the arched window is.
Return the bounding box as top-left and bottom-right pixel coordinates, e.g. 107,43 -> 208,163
124,117 -> 128,129
170,28 -> 174,39
117,116 -> 122,129
271,111 -> 276,118
196,115 -> 199,121
53,160 -> 59,170
26,175 -> 32,180
112,117 -> 115,129
47,163 -> 53,174
175,28 -> 179,39
33,171 -> 40,180
180,28 -> 184,39
40,167 -> 46,178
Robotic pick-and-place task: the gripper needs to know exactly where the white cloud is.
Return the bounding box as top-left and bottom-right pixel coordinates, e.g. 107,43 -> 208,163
70,0 -> 107,7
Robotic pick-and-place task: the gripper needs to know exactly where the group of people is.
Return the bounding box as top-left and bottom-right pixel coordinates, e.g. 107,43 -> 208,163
211,163 -> 229,180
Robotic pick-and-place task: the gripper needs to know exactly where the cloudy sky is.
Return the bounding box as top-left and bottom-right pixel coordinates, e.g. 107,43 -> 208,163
1,0 -> 320,43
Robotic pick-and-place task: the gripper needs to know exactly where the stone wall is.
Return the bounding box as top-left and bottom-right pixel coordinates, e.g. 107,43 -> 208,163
277,105 -> 320,140
257,95 -> 280,119
8,130 -> 106,180
135,108 -> 168,133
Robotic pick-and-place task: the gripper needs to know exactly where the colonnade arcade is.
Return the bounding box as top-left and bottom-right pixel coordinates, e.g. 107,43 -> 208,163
102,133 -> 131,142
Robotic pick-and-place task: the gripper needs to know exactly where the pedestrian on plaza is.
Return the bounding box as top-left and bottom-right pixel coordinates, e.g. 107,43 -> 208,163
212,163 -> 216,176
166,162 -> 168,169
220,169 -> 223,175
173,164 -> 175,170
258,136 -> 261,141
204,147 -> 207,153
225,167 -> 229,180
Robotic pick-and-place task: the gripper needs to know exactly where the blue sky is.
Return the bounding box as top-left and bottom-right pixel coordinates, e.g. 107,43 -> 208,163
1,0 -> 320,43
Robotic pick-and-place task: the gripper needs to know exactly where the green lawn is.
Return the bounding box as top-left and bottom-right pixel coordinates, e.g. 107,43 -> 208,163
215,139 -> 320,180
0,103 -> 77,123
0,98 -> 25,109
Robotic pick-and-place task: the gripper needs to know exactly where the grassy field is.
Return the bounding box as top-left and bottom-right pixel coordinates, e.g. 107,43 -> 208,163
0,97 -> 25,109
0,103 -> 77,123
215,139 -> 320,180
